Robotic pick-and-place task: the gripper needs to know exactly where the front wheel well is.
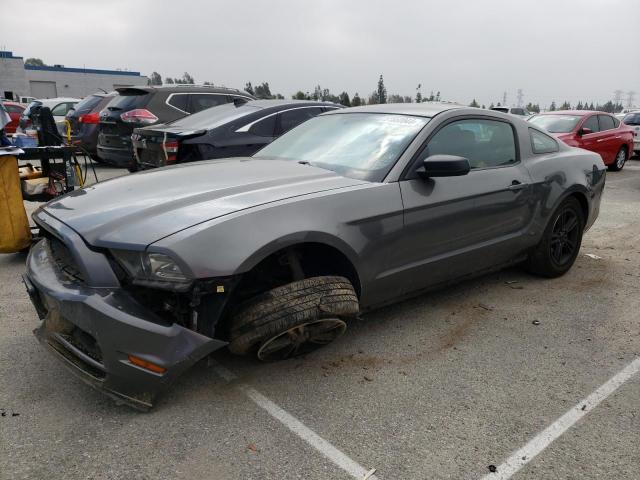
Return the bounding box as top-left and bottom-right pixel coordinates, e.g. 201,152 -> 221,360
215,242 -> 361,338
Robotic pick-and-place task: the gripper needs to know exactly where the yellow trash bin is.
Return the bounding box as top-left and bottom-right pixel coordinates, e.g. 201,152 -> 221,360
0,155 -> 32,253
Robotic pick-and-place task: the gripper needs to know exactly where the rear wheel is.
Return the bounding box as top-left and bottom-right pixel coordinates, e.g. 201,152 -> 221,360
526,197 -> 584,278
608,147 -> 627,171
228,276 -> 358,361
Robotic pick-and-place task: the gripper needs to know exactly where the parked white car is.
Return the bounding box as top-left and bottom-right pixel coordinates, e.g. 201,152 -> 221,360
19,97 -> 80,135
622,112 -> 640,156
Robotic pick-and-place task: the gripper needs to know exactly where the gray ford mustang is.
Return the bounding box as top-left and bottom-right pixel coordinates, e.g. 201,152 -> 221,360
24,103 -> 606,409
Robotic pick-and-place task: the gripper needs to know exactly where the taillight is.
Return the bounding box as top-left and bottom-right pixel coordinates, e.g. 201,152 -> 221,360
79,112 -> 99,124
162,139 -> 179,163
120,109 -> 158,125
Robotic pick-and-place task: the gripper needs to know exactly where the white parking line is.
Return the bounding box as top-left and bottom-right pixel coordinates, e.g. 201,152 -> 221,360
482,357 -> 640,480
213,363 -> 379,480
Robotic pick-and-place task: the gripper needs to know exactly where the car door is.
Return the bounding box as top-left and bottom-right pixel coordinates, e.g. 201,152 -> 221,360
577,114 -> 606,161
596,114 -> 618,163
395,117 -> 534,294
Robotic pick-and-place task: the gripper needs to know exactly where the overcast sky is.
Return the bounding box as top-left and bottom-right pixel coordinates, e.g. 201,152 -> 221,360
2,0 -> 638,108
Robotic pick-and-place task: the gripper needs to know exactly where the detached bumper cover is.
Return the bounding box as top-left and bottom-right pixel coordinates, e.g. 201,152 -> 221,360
25,237 -> 226,410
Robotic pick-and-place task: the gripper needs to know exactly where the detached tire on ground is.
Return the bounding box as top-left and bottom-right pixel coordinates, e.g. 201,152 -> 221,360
526,196 -> 585,278
228,276 -> 359,361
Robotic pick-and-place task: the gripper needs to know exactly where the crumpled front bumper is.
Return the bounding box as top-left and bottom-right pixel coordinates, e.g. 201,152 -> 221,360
24,236 -> 226,410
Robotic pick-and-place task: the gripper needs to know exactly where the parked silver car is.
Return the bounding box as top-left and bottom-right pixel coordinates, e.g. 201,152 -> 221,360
24,103 -> 606,409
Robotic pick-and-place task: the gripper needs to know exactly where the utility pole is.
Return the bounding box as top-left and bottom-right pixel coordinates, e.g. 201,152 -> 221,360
626,91 -> 636,109
516,89 -> 524,107
613,89 -> 623,106
502,91 -> 507,106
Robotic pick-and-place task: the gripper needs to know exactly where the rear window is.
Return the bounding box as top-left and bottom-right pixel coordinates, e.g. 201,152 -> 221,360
4,104 -> 23,114
529,114 -> 581,133
188,94 -> 229,113
107,91 -> 150,110
491,107 -> 509,113
169,103 -> 260,130
73,95 -> 104,114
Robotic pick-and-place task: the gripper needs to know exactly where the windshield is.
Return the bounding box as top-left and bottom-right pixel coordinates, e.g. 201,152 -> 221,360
529,114 -> 581,133
169,103 -> 260,130
623,113 -> 640,125
254,113 -> 429,182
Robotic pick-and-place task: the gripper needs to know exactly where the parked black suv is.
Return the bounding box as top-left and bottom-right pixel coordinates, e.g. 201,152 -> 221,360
65,91 -> 117,159
97,85 -> 254,167
131,100 -> 341,169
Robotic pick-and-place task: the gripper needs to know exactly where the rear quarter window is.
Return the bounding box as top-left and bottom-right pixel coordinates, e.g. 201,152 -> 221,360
166,93 -> 189,113
530,128 -> 559,154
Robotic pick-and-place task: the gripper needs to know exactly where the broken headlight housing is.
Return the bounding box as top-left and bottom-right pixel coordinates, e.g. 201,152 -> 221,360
111,250 -> 191,290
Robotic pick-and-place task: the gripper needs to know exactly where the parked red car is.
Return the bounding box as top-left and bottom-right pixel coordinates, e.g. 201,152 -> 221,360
529,111 -> 634,171
1,101 -> 25,134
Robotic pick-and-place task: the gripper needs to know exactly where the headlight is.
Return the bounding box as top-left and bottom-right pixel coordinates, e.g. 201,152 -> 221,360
111,250 -> 190,285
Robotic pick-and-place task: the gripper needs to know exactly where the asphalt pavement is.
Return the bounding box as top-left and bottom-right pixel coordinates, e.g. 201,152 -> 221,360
1,159 -> 638,480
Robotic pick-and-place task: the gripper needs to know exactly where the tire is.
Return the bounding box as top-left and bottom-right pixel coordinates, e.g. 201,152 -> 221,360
526,197 -> 585,278
608,147 -> 627,172
228,276 -> 359,361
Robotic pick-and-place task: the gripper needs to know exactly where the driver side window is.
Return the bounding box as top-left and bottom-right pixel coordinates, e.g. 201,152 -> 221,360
425,119 -> 517,169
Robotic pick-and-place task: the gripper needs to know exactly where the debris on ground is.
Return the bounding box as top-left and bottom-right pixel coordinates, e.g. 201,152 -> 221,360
364,375 -> 374,382
584,253 -> 602,259
581,405 -> 587,411
362,468 -> 377,479
477,303 -> 495,311
488,464 -> 497,473
247,443 -> 259,453
532,320 -> 541,325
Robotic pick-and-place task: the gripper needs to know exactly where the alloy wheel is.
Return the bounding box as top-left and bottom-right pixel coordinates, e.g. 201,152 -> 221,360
257,318 -> 347,361
549,208 -> 580,267
616,149 -> 626,169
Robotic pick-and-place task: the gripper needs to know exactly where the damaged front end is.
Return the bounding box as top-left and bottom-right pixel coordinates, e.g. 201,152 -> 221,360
24,211 -> 235,410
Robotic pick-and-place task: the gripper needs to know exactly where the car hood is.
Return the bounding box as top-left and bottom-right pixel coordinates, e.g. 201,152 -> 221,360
41,158 -> 366,249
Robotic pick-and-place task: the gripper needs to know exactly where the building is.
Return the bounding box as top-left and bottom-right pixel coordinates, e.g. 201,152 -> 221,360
0,51 -> 148,101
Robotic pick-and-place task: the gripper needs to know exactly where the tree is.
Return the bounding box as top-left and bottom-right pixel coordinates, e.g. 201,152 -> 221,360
377,75 -> 387,104
403,96 -> 412,103
313,85 -> 322,101
469,98 -> 480,108
275,93 -> 285,99
338,92 -> 351,107
549,101 -> 557,111
182,72 -> 195,84
25,58 -> 45,66
388,94 -> 405,103
489,102 -> 495,109
415,84 -> 422,103
293,91 -> 306,100
254,82 -> 273,99
149,72 -> 162,86
435,91 -> 441,102
559,101 -> 571,110
481,104 -> 486,109
368,91 -> 379,105
352,93 -> 362,107
245,82 -> 255,96
165,77 -> 174,84
428,91 -> 435,101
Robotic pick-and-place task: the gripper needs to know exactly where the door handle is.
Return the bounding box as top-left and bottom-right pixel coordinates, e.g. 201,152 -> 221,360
508,180 -> 528,191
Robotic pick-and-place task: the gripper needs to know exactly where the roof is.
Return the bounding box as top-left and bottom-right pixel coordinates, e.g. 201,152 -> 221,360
116,85 -> 252,95
324,102 -> 464,117
537,110 -> 604,116
244,99 -> 341,109
25,64 -> 142,77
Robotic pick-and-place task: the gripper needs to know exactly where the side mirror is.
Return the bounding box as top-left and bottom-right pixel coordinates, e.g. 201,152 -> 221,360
578,127 -> 592,136
417,154 -> 471,178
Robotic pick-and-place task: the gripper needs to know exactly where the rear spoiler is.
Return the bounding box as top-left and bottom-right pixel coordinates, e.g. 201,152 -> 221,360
115,87 -> 151,96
